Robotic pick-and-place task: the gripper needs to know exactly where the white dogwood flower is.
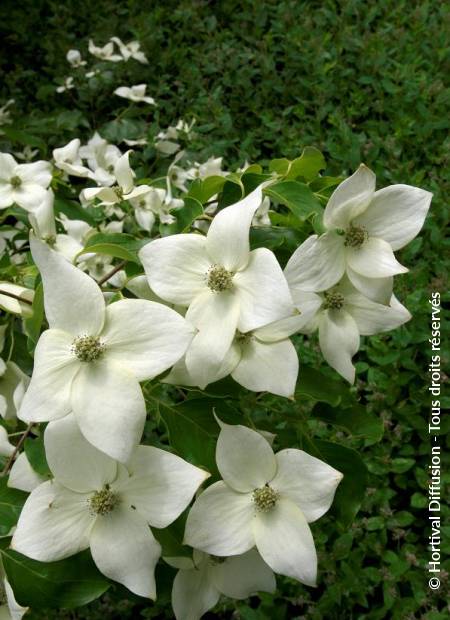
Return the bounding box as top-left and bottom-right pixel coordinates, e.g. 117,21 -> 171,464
110,38 -> 148,64
139,185 -> 294,388
53,139 -> 91,177
114,85 -> 155,105
12,415 -> 209,598
66,49 -> 86,67
79,133 -> 122,186
0,426 -> 14,458
130,186 -> 182,232
167,549 -> 275,620
184,420 -> 342,586
56,77 -> 75,93
88,40 -> 122,62
285,165 -> 432,303
285,275 -> 412,383
18,236 -> 194,461
80,151 -> 152,207
0,154 -> 52,211
8,452 -> 46,493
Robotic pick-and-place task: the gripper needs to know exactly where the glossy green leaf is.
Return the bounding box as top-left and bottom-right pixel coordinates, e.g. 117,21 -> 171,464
24,435 -> 51,477
0,478 -> 27,536
287,147 -> 326,181
313,403 -> 384,444
159,196 -> 203,235
265,180 -> 323,221
296,366 -> 348,406
80,233 -> 147,263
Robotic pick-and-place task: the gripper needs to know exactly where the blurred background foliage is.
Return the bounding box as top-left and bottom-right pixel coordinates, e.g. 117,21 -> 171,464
1,0 -> 449,618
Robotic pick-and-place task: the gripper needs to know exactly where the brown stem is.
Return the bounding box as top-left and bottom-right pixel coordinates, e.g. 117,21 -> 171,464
1,423 -> 34,476
96,260 -> 127,287
0,289 -> 33,306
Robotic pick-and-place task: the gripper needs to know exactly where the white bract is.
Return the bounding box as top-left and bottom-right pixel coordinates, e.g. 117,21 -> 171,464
88,40 -> 122,62
139,185 -> 294,388
286,276 -> 412,383
168,549 -> 275,620
79,132 -> 122,186
110,37 -> 148,64
0,283 -> 34,318
285,165 -> 432,304
56,77 -> 74,93
18,236 -> 194,461
129,187 -> 180,232
0,361 -> 29,421
0,426 -> 14,458
184,420 -> 342,586
114,85 -> 155,105
53,139 -> 91,178
0,154 -> 52,211
11,415 -> 209,598
66,49 -> 86,67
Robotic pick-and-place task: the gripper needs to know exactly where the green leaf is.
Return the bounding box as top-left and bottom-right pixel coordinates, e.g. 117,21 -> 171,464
313,403 -> 384,444
296,366 -> 348,406
188,176 -> 227,204
0,127 -> 46,151
1,548 -> 111,609
264,180 -> 323,221
269,158 -> 291,175
313,440 -> 368,527
159,196 -> 203,235
0,478 -> 27,536
24,282 -> 44,344
287,147 -> 326,181
152,514 -> 190,558
80,233 -> 146,263
54,198 -> 96,226
24,435 -> 51,477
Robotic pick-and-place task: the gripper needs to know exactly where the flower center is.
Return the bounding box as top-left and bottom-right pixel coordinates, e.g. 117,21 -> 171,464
10,175 -> 22,188
206,265 -> 234,292
323,290 -> 345,310
72,335 -> 105,362
252,484 -> 279,512
88,484 -> 119,516
344,225 -> 368,248
235,330 -> 253,346
113,185 -> 124,200
209,555 -> 226,566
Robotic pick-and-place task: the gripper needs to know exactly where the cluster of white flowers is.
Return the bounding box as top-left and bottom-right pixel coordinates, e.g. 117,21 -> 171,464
0,121 -> 432,619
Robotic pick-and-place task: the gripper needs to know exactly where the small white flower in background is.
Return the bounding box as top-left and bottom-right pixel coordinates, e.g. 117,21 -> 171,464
140,185 -> 294,388
53,139 -> 92,178
79,132 -> 122,186
11,146 -> 39,162
56,77 -> 75,93
190,156 -> 225,180
8,452 -> 46,493
130,186 -> 181,232
114,84 -> 156,105
285,165 -> 432,304
19,235 -> 194,462
12,415 -> 209,598
0,426 -> 15,457
66,49 -> 86,67
0,361 -> 30,422
155,136 -> 180,156
284,275 -> 411,384
110,37 -> 148,64
184,420 -> 343,586
88,40 -> 122,62
0,560 -> 27,620
167,548 -> 275,620
0,153 -> 52,211
0,283 -> 34,318
123,137 -> 148,147
80,151 -> 152,207
85,69 -> 100,79
0,99 -> 14,127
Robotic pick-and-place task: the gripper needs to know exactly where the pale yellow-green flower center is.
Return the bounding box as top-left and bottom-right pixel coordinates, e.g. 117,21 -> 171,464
88,484 -> 119,515
344,225 -> 368,248
206,265 -> 234,292
323,290 -> 345,310
10,175 -> 22,189
252,484 -> 278,512
72,335 -> 105,362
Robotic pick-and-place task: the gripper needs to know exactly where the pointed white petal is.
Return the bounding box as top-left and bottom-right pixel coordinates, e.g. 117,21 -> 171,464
44,414 -> 117,493
4,578 -> 28,620
114,151 -> 135,194
8,453 -> 46,492
347,267 -> 393,305
346,237 -> 408,278
232,337 -> 298,398
172,562 -> 219,620
11,481 -> 93,561
120,446 -> 209,528
216,422 -> 276,492
211,548 -> 276,599
284,233 -> 346,293
30,235 -> 105,335
185,290 -> 240,388
139,234 -> 209,305
318,309 -> 359,383
0,426 -> 15,457
101,299 -> 194,381
90,505 -> 160,598
72,359 -> 146,463
271,449 -> 342,522
353,184 -> 432,251
17,161 -> 52,188
346,292 -> 411,335
253,498 -> 317,586
19,329 -> 78,422
206,185 -> 263,271
323,164 -> 376,230
234,248 -> 293,331
165,342 -> 241,387
184,481 -> 255,556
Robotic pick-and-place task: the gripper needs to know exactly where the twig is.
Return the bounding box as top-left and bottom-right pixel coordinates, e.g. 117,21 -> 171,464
0,289 -> 33,306
1,423 -> 34,476
96,260 -> 127,287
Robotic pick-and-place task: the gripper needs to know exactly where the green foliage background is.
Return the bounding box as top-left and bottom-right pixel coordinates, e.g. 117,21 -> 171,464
1,1 -> 449,618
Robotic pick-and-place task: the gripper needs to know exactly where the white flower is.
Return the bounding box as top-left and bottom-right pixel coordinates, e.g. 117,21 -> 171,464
184,420 -> 342,585
0,426 -> 15,457
130,187 -> 180,232
284,276 -> 411,384
252,196 -> 271,227
168,549 -> 275,620
0,283 -> 34,317
0,154 -> 52,211
56,77 -> 75,93
114,84 -> 156,105
88,40 -> 122,62
12,146 -> 39,162
123,137 -> 148,146
0,361 -> 30,421
285,165 -> 432,303
53,139 -> 91,177
8,452 -> 45,492
110,37 -> 148,64
18,236 -> 194,462
79,132 -> 122,186
155,138 -> 180,156
139,185 -> 294,388
11,415 -> 209,598
80,151 -> 152,207
66,49 -> 86,67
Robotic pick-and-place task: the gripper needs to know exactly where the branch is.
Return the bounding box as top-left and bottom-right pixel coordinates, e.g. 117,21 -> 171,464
96,260 -> 127,287
0,289 -> 33,306
1,423 -> 34,476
